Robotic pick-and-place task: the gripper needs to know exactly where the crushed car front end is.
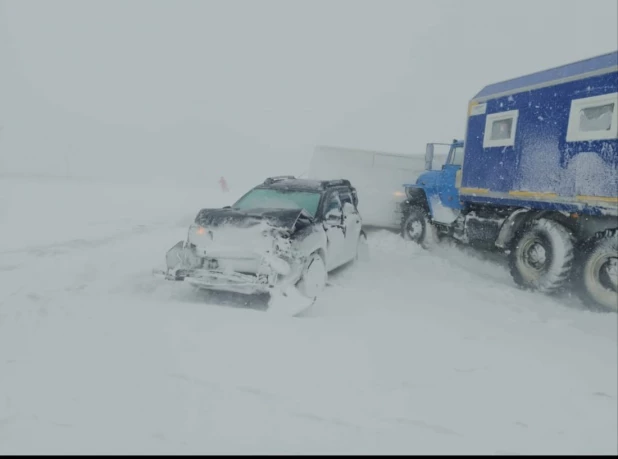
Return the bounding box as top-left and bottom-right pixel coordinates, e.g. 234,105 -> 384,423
157,208 -> 313,298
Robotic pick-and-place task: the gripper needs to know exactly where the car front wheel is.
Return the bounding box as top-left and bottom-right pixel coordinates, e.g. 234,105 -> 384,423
297,252 -> 327,300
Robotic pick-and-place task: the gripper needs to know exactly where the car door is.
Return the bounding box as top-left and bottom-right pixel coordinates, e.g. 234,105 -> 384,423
322,190 -> 346,270
339,188 -> 362,262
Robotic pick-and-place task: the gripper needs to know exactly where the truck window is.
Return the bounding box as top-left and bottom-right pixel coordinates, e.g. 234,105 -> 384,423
490,119 -> 513,140
566,93 -> 618,142
579,103 -> 614,132
483,109 -> 519,148
450,146 -> 465,166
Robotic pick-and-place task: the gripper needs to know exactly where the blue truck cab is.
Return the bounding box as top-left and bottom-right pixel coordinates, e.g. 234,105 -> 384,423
400,51 -> 618,312
404,140 -> 465,224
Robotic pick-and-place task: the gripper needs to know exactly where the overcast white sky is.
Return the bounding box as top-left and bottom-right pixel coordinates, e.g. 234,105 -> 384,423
1,0 -> 617,185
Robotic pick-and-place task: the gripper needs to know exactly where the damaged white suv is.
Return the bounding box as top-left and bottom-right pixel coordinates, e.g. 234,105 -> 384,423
156,176 -> 368,314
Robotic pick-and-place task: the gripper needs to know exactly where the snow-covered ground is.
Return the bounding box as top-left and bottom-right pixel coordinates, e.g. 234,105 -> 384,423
1,176 -> 616,454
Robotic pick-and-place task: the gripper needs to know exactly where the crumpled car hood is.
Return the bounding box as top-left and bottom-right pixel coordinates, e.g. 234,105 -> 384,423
194,207 -> 314,232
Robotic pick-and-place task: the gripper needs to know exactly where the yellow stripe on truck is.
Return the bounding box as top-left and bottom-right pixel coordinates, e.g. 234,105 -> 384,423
576,195 -> 618,204
508,190 -> 558,199
459,187 -> 489,195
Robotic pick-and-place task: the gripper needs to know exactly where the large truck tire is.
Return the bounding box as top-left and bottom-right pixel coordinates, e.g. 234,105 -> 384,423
509,218 -> 574,294
401,205 -> 437,248
575,228 -> 618,312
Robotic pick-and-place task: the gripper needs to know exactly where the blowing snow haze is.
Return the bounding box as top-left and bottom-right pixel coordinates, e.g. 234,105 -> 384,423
0,0 -> 617,185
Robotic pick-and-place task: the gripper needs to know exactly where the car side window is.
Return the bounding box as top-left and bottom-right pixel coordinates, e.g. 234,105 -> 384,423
339,190 -> 354,208
325,191 -> 342,215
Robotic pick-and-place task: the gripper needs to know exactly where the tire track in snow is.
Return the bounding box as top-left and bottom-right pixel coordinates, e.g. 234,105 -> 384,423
315,229 -> 616,342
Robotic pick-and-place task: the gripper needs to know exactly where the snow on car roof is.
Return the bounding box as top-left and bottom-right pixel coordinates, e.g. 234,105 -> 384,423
258,178 -> 339,192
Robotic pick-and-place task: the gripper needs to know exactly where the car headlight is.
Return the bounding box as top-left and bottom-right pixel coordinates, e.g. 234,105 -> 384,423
189,223 -> 212,240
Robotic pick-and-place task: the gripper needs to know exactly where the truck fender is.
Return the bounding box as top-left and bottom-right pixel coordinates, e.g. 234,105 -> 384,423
496,209 -> 579,250
495,209 -> 535,249
401,187 -> 430,212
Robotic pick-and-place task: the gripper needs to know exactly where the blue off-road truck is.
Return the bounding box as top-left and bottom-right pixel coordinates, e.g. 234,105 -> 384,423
400,51 -> 618,311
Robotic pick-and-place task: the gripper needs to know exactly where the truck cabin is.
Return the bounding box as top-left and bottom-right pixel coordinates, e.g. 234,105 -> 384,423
424,140 -> 465,171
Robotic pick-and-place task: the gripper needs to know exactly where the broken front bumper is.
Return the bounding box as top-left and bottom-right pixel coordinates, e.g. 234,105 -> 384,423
155,240 -> 303,296
168,269 -> 275,295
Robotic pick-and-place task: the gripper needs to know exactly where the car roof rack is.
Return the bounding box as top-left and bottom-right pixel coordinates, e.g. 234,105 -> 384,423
321,179 -> 351,188
263,175 -> 296,185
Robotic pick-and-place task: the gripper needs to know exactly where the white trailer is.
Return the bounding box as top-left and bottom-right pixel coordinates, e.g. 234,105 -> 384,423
307,145 -> 448,229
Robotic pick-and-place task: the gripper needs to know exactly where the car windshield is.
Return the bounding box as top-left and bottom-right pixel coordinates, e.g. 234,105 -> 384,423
232,188 -> 321,217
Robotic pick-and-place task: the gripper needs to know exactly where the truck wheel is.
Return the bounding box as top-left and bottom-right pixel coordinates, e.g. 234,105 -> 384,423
509,218 -> 574,294
297,252 -> 327,300
575,229 -> 618,312
401,205 -> 433,247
